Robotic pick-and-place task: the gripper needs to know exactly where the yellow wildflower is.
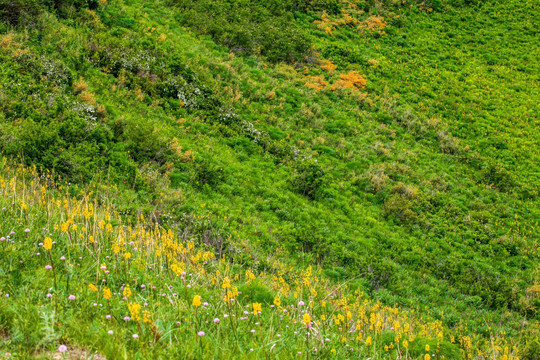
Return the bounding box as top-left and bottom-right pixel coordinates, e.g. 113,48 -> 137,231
302,313 -> 311,327
222,277 -> 231,289
224,290 -> 233,303
103,287 -> 111,300
245,269 -> 255,281
123,286 -> 132,298
143,310 -> 152,323
88,283 -> 98,292
192,295 -> 201,308
252,302 -> 262,315
128,302 -> 141,321
43,237 -> 53,251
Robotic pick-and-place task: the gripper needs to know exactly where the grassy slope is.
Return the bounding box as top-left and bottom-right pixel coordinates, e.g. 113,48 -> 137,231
0,0 -> 538,358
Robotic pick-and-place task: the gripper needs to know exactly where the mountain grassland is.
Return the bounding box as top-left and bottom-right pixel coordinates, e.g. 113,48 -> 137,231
0,0 -> 538,358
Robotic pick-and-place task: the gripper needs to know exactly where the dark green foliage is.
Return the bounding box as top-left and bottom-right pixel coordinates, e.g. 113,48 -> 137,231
289,0 -> 341,14
0,0 -> 99,27
171,0 -> 312,63
481,162 -> 514,192
291,160 -> 325,199
45,0 -> 100,16
193,158 -> 225,188
0,0 -> 41,26
321,43 -> 365,66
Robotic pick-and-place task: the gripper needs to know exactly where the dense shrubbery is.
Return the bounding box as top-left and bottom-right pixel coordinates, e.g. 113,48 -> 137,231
0,0 -> 42,26
291,160 -> 326,199
0,0 -> 537,356
0,0 -> 100,26
171,0 -> 313,63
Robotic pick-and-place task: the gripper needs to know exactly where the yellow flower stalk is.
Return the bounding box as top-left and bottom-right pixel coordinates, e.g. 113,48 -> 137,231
273,295 -> 281,307
143,310 -> 152,324
252,302 -> 262,315
103,287 -> 112,300
43,237 -> 53,251
192,295 -> 201,308
245,269 -> 255,281
302,313 -> 311,328
128,302 -> 141,321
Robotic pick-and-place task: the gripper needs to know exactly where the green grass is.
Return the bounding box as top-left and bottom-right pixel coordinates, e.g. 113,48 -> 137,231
0,0 -> 538,358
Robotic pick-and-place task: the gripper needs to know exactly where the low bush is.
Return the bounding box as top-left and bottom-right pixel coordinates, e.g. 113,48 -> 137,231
291,160 -> 325,199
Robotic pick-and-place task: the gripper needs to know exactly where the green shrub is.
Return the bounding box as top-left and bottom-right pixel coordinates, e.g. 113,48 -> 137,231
170,0 -> 312,63
192,158 -> 225,188
0,0 -> 41,26
481,162 -> 514,192
522,338 -> 540,360
291,160 -> 325,199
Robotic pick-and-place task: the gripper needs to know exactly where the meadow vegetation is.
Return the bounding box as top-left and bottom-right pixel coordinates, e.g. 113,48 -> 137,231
0,0 -> 538,358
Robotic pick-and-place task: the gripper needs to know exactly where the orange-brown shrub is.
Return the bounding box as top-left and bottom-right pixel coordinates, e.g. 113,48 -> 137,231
305,75 -> 329,91
331,71 -> 367,91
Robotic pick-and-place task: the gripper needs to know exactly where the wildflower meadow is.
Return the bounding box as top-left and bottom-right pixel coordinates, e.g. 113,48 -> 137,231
0,0 -> 538,358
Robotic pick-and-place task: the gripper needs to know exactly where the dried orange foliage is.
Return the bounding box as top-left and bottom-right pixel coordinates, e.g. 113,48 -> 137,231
305,75 -> 329,91
80,91 -> 96,105
320,59 -> 337,72
0,33 -> 30,58
359,15 -> 387,34
0,33 -> 15,48
170,137 -> 194,162
331,71 -> 367,91
314,12 -> 336,34
314,3 -> 361,35
368,59 -> 380,67
73,78 -> 88,94
134,88 -> 144,101
311,1 -> 390,37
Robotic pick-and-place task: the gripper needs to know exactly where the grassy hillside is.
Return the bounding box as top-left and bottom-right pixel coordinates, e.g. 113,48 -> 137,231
0,0 -> 538,358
